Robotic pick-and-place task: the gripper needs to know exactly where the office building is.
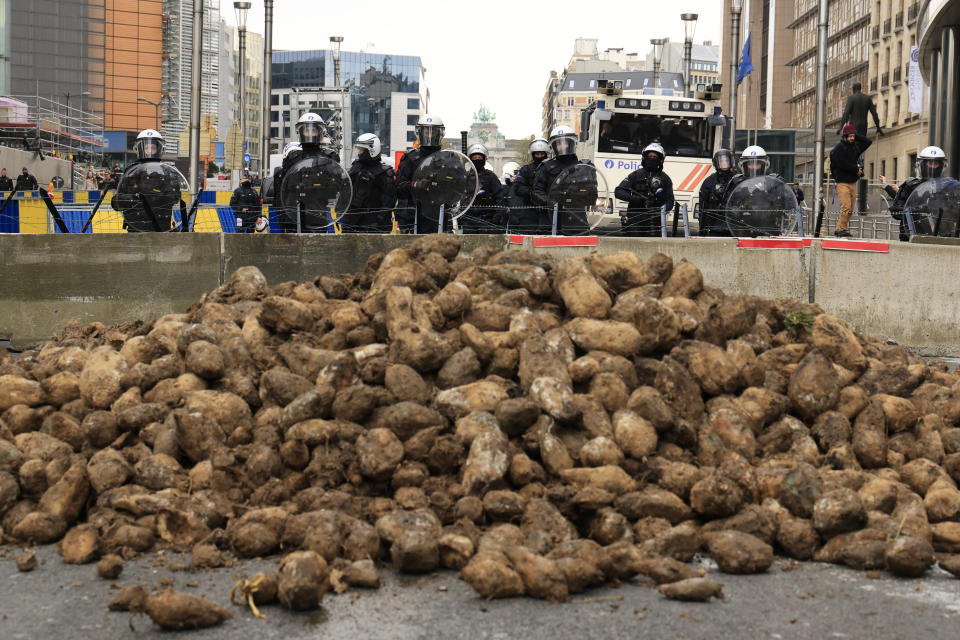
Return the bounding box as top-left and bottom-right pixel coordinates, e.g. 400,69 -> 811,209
269,49 -> 427,164
917,0 -> 960,174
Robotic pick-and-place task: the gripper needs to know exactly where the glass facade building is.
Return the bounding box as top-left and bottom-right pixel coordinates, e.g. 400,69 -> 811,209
270,49 -> 426,161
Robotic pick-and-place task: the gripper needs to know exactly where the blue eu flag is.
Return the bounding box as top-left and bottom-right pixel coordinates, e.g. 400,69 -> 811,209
737,33 -> 755,86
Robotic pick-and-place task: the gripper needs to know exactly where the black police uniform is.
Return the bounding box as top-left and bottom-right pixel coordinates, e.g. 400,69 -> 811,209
698,170 -> 738,236
14,171 -> 38,191
346,155 -> 396,233
0,174 -> 13,191
276,145 -> 341,233
462,165 -> 505,234
510,159 -> 545,234
883,178 -> 930,240
614,167 -> 675,236
229,181 -> 262,233
110,159 -> 184,232
532,155 -> 594,235
395,146 -> 440,232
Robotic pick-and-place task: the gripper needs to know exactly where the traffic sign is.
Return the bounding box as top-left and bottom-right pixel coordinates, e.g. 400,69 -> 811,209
244,153 -> 251,164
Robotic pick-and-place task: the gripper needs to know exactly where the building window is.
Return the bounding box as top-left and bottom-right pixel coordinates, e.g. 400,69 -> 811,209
893,157 -> 898,181
270,127 -> 278,138
271,94 -> 279,105
880,159 -> 886,177
407,114 -> 418,125
407,97 -> 419,109
283,94 -> 289,105
406,130 -> 416,141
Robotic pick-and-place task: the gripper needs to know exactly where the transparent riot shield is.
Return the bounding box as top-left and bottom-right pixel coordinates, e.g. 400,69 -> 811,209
903,177 -> 960,237
723,175 -> 798,237
110,161 -> 189,232
279,154 -> 353,233
546,163 -> 609,235
410,150 -> 478,233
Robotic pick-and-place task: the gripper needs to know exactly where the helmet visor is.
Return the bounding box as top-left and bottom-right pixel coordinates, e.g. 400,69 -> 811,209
740,157 -> 769,177
551,135 -> 576,156
299,122 -> 321,144
417,125 -> 444,147
714,152 -> 732,171
137,138 -> 163,159
921,159 -> 945,178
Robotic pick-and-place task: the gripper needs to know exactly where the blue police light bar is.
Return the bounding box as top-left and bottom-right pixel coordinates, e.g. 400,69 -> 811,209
597,100 -> 605,109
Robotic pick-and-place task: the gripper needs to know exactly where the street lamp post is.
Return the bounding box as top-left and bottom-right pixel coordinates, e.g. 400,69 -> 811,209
329,36 -> 344,163
681,13 -> 698,98
64,91 -> 90,189
138,97 -> 160,131
234,1 -> 251,173
261,0 -> 273,176
728,0 -> 742,153
650,39 -> 664,89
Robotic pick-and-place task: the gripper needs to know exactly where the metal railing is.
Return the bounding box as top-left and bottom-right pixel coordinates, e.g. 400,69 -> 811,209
0,94 -> 107,187
908,2 -> 919,24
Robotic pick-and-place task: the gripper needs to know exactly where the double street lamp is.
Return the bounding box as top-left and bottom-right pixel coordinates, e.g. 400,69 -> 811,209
234,1 -> 251,172
650,38 -> 664,88
681,13 -> 699,98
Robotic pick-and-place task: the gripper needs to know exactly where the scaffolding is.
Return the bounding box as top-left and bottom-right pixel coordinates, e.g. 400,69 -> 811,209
0,94 -> 107,186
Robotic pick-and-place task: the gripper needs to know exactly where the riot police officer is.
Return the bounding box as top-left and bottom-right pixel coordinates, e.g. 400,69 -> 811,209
15,167 -> 38,191
345,133 -> 396,233
882,145 -> 948,240
110,129 -> 187,232
396,113 -> 445,232
462,143 -> 505,234
283,113 -> 338,171
614,143 -> 674,236
230,171 -> 263,233
697,148 -> 738,236
532,126 -> 596,235
0,168 -> 13,191
512,137 -> 549,233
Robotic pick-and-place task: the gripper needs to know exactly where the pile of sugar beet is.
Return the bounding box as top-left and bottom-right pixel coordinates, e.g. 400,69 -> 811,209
3,234 -> 960,629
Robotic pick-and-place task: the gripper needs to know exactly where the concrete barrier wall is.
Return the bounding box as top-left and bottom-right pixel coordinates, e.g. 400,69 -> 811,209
1,233 -> 958,355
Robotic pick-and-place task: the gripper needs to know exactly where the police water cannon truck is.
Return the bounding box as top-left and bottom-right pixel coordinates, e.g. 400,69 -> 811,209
578,80 -> 725,216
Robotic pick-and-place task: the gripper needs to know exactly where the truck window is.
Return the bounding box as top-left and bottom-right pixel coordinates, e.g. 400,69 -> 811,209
597,114 -> 711,158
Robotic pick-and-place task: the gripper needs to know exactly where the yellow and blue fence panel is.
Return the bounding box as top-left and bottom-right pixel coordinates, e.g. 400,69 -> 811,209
0,191 -> 281,234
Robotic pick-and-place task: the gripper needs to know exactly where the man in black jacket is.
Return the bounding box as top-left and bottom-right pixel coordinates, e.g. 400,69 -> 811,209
462,143 -> 505,234
395,113 -> 444,232
346,133 -> 396,233
14,167 -> 38,191
230,172 -> 263,232
533,125 -> 597,235
698,149 -> 737,236
839,82 -> 883,137
829,124 -> 872,237
614,143 -> 675,236
510,137 -> 549,234
0,168 -> 13,191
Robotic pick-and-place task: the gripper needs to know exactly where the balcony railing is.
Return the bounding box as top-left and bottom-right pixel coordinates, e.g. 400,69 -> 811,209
881,72 -> 889,88
893,66 -> 902,83
895,12 -> 903,30
870,77 -> 878,92
871,25 -> 880,41
883,18 -> 891,36
908,2 -> 919,24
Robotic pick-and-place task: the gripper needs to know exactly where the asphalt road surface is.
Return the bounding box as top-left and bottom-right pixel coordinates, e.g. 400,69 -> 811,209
1,546 -> 959,639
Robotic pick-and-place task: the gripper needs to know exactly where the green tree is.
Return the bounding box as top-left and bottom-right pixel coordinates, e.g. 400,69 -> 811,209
206,162 -> 219,177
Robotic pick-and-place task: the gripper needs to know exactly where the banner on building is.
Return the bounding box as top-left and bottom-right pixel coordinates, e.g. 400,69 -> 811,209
909,46 -> 923,114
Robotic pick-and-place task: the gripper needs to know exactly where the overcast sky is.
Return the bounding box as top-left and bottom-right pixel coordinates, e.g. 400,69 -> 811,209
225,0 -> 724,139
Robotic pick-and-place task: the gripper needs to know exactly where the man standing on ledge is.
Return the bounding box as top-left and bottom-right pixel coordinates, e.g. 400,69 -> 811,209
839,82 -> 883,213
829,124 -> 872,237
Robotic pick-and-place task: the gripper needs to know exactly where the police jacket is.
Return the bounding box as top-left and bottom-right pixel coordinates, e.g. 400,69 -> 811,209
883,178 -> 923,218
614,168 -> 674,213
0,176 -> 12,191
230,184 -> 261,217
513,160 -> 544,205
698,170 -> 737,214
531,155 -> 582,206
829,134 -> 872,183
348,156 -> 396,211
473,169 -> 505,209
395,146 -> 440,201
15,173 -> 37,191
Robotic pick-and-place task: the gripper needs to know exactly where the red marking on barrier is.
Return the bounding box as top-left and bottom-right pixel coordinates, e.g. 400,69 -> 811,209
508,235 -> 526,244
686,164 -> 712,192
820,239 -> 889,252
532,236 -> 599,247
677,164 -> 711,191
737,238 -> 804,249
